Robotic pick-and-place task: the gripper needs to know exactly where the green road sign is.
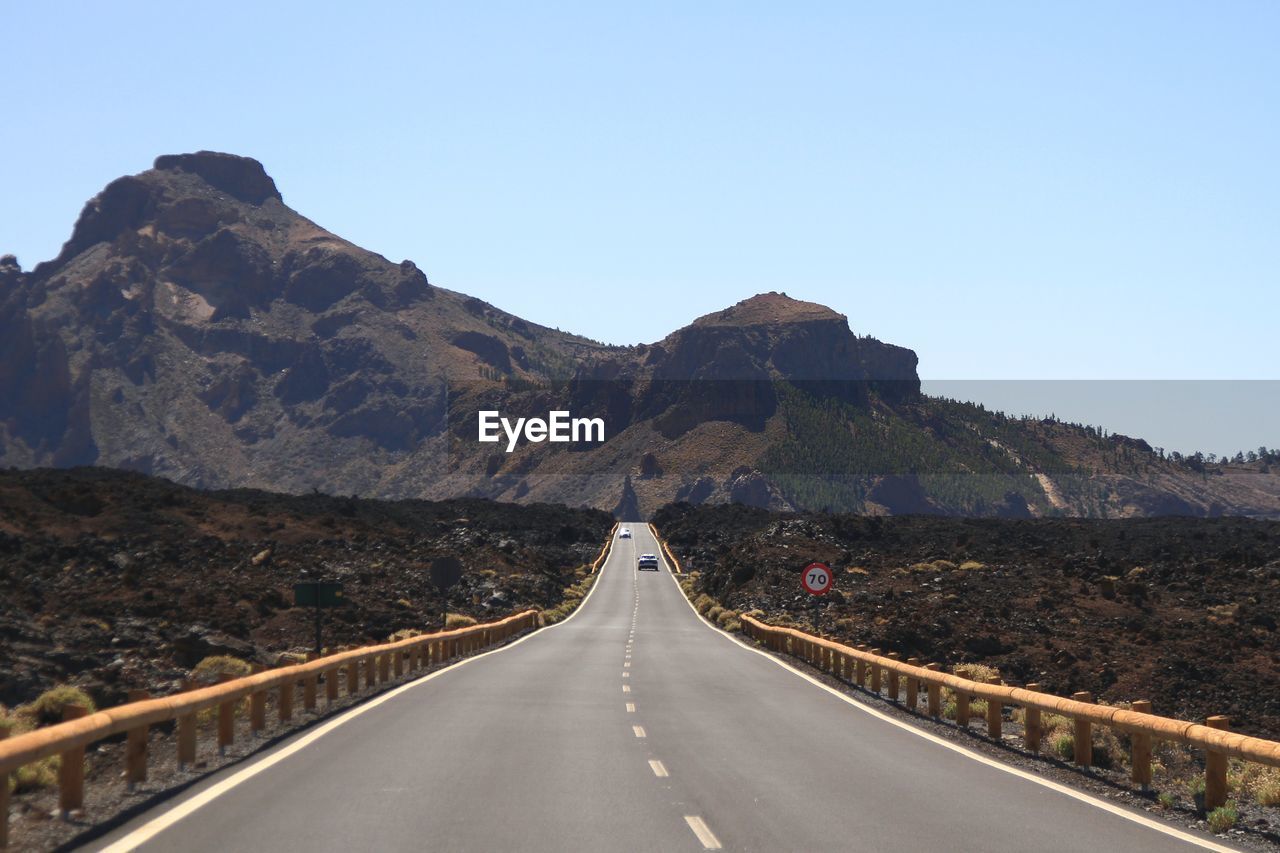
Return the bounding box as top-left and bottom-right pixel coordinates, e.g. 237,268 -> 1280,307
294,581 -> 345,608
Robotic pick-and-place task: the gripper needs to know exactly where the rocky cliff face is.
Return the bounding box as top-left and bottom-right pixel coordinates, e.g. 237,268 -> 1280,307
3,153 -> 1276,519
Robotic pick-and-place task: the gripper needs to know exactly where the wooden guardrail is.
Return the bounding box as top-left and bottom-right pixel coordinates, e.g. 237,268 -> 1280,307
652,528 -> 683,574
740,614 -> 1279,811
591,523 -> 620,572
0,610 -> 538,848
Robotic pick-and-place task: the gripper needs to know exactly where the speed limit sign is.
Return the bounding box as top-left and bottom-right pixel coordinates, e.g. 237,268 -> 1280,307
802,562 -> 833,595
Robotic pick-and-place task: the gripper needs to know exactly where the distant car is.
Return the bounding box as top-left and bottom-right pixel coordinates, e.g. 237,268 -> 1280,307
637,554 -> 660,571
619,527 -> 632,539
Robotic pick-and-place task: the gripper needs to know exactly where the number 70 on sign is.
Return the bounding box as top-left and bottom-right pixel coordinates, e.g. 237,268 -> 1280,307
802,562 -> 833,595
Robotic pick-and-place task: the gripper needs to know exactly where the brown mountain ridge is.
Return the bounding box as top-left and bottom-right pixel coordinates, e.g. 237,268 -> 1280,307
2,152 -> 1277,518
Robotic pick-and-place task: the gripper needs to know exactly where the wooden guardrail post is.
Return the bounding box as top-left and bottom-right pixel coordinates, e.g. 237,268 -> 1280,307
869,650 -> 882,694
906,658 -> 920,710
1,727 -> 10,848
58,704 -> 88,816
1130,700 -> 1153,787
841,651 -> 854,682
279,676 -> 294,722
955,669 -> 971,727
393,650 -> 403,679
346,658 -> 359,694
1205,715 -> 1230,810
1072,692 -> 1093,767
986,676 -> 1003,740
887,653 -> 901,702
125,688 -> 150,788
250,665 -> 266,734
378,653 -> 391,683
217,673 -> 236,755
300,653 -> 318,711
365,655 -> 377,688
326,666 -> 339,703
178,680 -> 197,769
855,648 -> 867,687
303,670 -> 318,712
1024,684 -> 1043,753
926,663 -> 942,717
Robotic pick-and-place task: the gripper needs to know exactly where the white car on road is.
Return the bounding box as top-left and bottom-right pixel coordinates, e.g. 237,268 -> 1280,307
619,527 -> 632,539
637,554 -> 660,571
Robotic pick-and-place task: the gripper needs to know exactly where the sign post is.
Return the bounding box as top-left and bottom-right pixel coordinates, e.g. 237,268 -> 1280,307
294,581 -> 345,657
801,561 -> 833,634
429,557 -> 464,631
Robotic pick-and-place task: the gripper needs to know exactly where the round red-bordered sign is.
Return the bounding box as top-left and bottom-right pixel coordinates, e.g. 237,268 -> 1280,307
801,562 -> 833,595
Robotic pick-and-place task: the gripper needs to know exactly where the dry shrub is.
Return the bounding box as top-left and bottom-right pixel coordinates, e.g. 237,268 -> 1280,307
445,613 -> 478,629
716,609 -> 740,630
3,689 -> 96,793
191,655 -> 252,684
706,606 -> 725,623
22,685 -> 97,727
945,664 -> 999,720
1230,761 -> 1280,806
191,656 -> 253,721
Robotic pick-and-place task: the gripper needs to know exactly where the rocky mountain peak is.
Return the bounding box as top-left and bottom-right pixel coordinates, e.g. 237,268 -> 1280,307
153,151 -> 281,205
691,292 -> 844,329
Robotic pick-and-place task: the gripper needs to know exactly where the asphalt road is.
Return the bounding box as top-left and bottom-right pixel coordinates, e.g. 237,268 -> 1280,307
91,525 -> 1239,852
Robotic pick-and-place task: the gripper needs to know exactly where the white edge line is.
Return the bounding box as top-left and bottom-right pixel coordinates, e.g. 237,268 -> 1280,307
646,524 -> 1241,853
97,532 -> 620,852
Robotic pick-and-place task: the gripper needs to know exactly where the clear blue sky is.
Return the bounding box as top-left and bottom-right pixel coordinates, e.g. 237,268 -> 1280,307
3,2 -> 1277,451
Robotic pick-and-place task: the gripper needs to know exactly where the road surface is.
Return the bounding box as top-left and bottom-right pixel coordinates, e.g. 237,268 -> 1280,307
91,525 -> 1237,852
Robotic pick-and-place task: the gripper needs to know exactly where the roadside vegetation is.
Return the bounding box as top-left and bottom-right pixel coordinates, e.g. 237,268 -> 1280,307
2,686 -> 97,793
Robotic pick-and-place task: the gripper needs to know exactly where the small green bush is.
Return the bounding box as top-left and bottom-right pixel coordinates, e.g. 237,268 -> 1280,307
1207,804 -> 1238,834
1157,791 -> 1176,809
12,755 -> 60,793
1052,732 -> 1075,760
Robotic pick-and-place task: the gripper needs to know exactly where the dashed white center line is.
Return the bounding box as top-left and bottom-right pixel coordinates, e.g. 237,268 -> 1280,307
624,661 -> 631,667
622,685 -> 631,693
622,672 -> 630,678
626,703 -> 636,712
633,725 -> 646,738
649,759 -> 669,777
684,816 -> 722,850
